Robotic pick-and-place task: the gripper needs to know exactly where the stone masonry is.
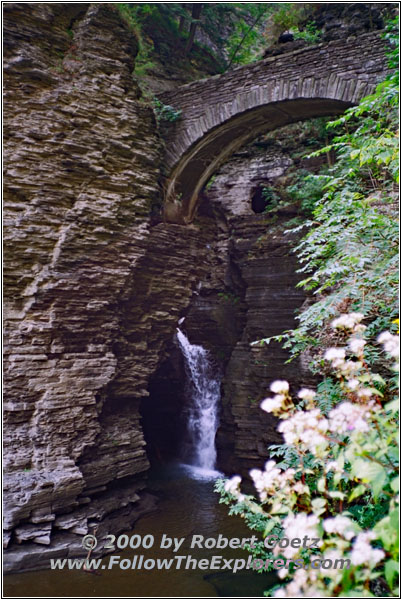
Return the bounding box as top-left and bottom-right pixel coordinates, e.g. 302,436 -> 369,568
160,31 -> 388,221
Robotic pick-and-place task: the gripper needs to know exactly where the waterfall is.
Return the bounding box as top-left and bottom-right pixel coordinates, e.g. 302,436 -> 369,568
176,329 -> 220,474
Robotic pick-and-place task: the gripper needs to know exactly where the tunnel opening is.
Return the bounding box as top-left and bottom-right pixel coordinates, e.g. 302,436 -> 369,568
251,184 -> 279,214
251,185 -> 267,213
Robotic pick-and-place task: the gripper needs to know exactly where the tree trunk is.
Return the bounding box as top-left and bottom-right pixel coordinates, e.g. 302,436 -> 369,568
184,4 -> 203,55
227,9 -> 265,69
178,3 -> 189,33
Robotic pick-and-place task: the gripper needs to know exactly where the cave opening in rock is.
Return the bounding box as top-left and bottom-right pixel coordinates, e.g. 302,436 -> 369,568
140,345 -> 187,467
251,185 -> 267,213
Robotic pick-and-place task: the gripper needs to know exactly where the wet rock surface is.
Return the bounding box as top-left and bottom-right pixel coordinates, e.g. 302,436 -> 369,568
4,492 -> 159,573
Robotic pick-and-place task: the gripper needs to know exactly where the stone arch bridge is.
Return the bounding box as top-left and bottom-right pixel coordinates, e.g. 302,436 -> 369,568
159,31 -> 388,223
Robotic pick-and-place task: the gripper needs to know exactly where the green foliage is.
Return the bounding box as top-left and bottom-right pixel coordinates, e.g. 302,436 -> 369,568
225,4 -> 320,66
117,2 -> 225,79
117,3 -> 157,78
293,20 -> 321,44
205,174 -> 217,190
262,187 -> 280,212
270,3 -> 304,33
217,325 -> 399,597
314,378 -> 343,414
152,98 -> 182,124
225,4 -> 274,67
348,499 -> 389,530
290,190 -> 399,361
258,25 -> 399,367
117,3 -> 323,76
218,291 -> 240,305
383,16 -> 399,73
287,171 -> 328,214
263,3 -> 319,46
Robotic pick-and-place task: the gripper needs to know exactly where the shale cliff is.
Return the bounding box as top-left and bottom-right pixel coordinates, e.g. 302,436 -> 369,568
4,3 -> 214,570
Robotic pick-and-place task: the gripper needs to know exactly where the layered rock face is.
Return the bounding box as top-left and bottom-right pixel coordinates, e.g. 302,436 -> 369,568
3,1 -> 156,560
3,3 -> 215,570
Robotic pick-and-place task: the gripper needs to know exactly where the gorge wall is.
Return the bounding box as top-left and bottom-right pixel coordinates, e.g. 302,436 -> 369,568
3,3 -> 216,570
3,2 -> 390,573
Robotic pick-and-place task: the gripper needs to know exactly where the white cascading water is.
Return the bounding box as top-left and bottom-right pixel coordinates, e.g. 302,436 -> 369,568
176,328 -> 221,475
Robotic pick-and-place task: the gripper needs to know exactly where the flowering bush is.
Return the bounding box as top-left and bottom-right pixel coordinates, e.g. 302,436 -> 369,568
216,315 -> 399,597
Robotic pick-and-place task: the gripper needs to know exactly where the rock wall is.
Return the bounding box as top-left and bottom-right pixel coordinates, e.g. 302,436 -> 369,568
3,3 -> 215,571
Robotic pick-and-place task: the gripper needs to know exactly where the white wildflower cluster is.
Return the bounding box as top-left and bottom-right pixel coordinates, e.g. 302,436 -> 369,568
325,338 -> 386,395
319,548 -> 347,577
260,380 -> 291,416
260,395 -> 286,414
298,388 -> 317,410
331,312 -> 366,332
276,514 -> 321,559
349,337 -> 366,356
274,568 -> 321,597
325,460 -> 342,473
298,388 -> 316,402
293,480 -> 310,495
222,318 -> 399,598
224,475 -> 242,497
328,401 -> 373,434
250,460 -> 295,502
323,515 -> 356,541
271,380 -> 290,394
339,360 -> 364,378
356,387 -> 375,400
324,347 -> 346,367
278,409 -> 328,455
328,313 -> 367,367
350,532 -> 385,566
346,378 -> 359,391
378,331 -> 400,360
324,346 -> 364,378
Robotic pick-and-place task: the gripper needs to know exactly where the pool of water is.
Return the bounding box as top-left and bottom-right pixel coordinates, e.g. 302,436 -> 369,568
4,463 -> 276,598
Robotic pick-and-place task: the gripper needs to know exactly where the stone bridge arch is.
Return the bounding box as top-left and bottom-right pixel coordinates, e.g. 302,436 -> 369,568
159,32 -> 388,223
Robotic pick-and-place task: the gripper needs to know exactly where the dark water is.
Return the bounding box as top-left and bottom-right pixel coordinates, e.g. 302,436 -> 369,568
4,464 -> 276,598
